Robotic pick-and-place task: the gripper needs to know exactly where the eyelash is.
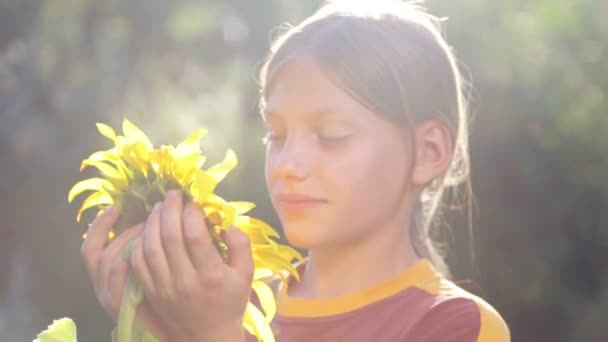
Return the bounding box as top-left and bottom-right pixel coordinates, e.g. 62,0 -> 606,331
262,132 -> 350,146
262,133 -> 285,145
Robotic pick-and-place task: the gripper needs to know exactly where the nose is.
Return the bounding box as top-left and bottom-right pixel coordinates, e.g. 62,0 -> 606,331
268,134 -> 312,182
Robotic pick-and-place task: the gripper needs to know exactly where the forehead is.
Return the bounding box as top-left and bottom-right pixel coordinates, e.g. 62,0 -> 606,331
262,58 -> 372,121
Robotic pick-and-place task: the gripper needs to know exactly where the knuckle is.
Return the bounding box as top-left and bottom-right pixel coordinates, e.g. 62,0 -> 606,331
161,227 -> 180,246
142,241 -> 160,260
204,267 -> 225,285
185,228 -> 202,245
175,277 -> 196,298
244,265 -> 255,282
236,231 -> 250,247
129,250 -> 143,271
109,261 -> 126,280
99,250 -> 114,269
155,285 -> 172,301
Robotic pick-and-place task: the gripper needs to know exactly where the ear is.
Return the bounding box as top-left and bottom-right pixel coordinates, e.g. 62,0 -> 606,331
411,119 -> 454,187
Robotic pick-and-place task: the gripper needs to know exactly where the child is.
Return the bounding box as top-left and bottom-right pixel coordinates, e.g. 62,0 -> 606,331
81,1 -> 510,341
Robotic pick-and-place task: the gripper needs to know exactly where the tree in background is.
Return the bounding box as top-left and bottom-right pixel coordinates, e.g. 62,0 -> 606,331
0,1 -> 606,341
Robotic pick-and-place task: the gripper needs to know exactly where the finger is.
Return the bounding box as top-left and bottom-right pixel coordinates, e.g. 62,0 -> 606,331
161,190 -> 194,277
98,224 -> 144,302
130,236 -> 155,293
182,202 -> 223,270
142,202 -> 171,293
106,257 -> 129,320
222,227 -> 254,281
81,205 -> 119,281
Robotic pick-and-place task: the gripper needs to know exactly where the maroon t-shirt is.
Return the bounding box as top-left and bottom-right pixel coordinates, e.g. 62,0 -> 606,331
246,259 -> 509,342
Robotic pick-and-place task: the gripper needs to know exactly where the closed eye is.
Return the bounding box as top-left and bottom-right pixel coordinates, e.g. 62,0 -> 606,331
262,132 -> 286,145
318,134 -> 351,144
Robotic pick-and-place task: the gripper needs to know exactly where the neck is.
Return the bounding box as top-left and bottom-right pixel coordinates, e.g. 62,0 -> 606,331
289,221 -> 420,299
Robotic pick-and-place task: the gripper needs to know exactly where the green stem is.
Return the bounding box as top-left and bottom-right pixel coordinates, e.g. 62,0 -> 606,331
113,242 -> 158,342
115,272 -> 145,342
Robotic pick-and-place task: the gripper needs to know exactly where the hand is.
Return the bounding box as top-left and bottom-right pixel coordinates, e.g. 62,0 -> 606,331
80,205 -> 175,341
129,189 -> 254,341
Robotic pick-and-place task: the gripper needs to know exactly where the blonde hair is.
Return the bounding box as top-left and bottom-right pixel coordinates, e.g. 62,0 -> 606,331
259,0 -> 471,276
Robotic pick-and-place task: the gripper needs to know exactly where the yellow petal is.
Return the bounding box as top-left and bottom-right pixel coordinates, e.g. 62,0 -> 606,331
96,123 -> 117,141
123,142 -> 151,177
68,178 -> 114,202
252,247 -> 300,281
81,149 -> 121,169
221,205 -> 237,229
233,225 -> 274,245
201,194 -> 227,226
252,280 -> 277,324
206,149 -> 237,183
122,118 -> 153,148
275,245 -> 304,263
242,307 -> 258,339
81,160 -> 118,177
207,212 -> 222,226
203,194 -> 237,229
253,267 -> 274,280
244,302 -> 276,342
190,169 -> 217,201
230,201 -> 256,215
175,128 -> 207,157
173,153 -> 201,184
149,149 -> 170,175
76,191 -> 113,222
80,160 -> 128,188
234,216 -> 280,239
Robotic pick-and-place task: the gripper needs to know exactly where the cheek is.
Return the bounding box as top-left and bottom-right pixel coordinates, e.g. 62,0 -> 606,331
332,144 -> 407,200
329,138 -> 410,218
264,147 -> 272,186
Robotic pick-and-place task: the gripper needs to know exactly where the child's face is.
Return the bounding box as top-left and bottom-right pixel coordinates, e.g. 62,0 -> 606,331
262,58 -> 413,250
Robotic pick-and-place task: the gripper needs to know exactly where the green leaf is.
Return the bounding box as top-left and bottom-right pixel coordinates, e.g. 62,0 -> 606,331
34,317 -> 77,342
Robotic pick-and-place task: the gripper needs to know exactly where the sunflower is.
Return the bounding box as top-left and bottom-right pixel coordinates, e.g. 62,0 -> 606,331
68,119 -> 302,342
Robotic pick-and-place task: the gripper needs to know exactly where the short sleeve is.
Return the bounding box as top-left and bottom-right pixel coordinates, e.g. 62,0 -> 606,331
475,297 -> 510,342
401,297 -> 510,342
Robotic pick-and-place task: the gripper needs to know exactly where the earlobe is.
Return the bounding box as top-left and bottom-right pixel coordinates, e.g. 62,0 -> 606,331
411,120 -> 454,187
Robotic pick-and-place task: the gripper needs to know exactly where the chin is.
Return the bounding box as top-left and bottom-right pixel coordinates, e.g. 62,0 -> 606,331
282,223 -> 327,249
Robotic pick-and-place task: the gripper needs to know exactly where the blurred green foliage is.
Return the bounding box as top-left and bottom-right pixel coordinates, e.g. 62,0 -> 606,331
0,0 -> 606,341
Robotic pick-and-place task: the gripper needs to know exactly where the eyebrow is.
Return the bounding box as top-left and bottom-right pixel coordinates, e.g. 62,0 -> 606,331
261,107 -> 351,120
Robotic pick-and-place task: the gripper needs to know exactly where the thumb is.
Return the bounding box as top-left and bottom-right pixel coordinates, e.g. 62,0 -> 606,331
223,227 -> 254,280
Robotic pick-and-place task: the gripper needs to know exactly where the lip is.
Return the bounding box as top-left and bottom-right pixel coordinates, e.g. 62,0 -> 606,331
275,193 -> 328,211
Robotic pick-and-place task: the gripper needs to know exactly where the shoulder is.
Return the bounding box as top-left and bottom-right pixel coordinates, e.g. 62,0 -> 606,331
406,277 -> 511,342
